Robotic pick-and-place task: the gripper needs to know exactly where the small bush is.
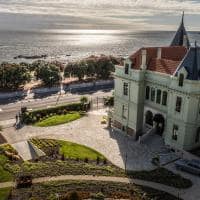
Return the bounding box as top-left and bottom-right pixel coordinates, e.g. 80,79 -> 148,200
96,156 -> 100,164
61,154 -> 65,161
68,191 -> 81,200
91,192 -> 105,200
84,157 -> 89,163
80,96 -> 88,104
104,96 -> 114,106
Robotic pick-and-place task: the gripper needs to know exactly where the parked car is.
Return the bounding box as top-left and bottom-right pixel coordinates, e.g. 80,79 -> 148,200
175,159 -> 200,175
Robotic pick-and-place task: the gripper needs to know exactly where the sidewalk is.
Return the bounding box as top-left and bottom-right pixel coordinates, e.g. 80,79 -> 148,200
0,119 -> 15,128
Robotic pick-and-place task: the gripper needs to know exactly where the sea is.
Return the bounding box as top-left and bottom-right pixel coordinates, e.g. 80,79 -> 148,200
0,29 -> 200,63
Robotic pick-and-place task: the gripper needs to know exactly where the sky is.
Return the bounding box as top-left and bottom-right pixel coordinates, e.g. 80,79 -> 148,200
0,0 -> 200,31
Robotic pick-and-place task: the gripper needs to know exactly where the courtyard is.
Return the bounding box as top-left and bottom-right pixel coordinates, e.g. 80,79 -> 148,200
2,108 -> 167,171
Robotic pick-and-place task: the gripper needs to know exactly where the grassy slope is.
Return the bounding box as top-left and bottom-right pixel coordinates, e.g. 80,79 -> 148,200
59,141 -> 105,160
0,155 -> 13,183
0,188 -> 11,200
35,112 -> 81,127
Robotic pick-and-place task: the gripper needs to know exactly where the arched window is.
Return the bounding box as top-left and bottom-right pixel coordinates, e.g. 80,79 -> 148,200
195,127 -> 200,143
179,73 -> 184,87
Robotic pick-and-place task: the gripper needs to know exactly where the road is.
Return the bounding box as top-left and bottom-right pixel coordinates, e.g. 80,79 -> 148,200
0,90 -> 112,121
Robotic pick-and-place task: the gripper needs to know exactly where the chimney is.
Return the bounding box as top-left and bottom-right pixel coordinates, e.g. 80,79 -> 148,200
157,47 -> 162,59
141,49 -> 147,70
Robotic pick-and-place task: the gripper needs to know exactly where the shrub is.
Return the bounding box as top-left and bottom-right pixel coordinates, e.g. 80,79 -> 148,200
84,157 -> 89,163
68,191 -> 81,200
96,156 -> 100,164
91,192 -> 105,200
61,154 -> 65,161
104,96 -> 114,106
80,96 -> 88,104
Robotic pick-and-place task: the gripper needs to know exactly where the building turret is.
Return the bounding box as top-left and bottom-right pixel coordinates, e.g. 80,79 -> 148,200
170,12 -> 190,48
175,42 -> 200,80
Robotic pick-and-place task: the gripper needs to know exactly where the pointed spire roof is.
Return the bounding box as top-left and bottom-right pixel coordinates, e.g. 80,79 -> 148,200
170,12 -> 190,48
175,43 -> 200,80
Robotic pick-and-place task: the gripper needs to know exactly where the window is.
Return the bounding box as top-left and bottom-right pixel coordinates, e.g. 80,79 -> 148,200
122,105 -> 128,119
123,83 -> 128,96
145,86 -> 150,100
179,73 -> 184,87
195,128 -> 200,143
175,96 -> 182,112
125,64 -> 129,74
172,125 -> 178,140
156,89 -> 162,104
162,91 -> 168,106
151,88 -> 155,102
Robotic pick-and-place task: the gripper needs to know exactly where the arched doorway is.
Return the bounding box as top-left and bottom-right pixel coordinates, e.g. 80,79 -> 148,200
145,111 -> 153,126
153,114 -> 165,136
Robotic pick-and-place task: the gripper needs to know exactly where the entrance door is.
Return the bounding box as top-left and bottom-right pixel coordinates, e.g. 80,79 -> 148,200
153,114 -> 165,136
145,111 -> 153,126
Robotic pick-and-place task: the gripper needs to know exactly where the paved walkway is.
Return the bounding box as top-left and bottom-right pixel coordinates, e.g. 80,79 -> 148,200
0,175 -> 183,199
2,109 -> 165,171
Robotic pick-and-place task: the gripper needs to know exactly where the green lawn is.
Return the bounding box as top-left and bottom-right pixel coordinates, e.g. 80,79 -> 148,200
35,112 -> 82,127
0,188 -> 11,200
59,141 -> 105,160
0,154 -> 13,183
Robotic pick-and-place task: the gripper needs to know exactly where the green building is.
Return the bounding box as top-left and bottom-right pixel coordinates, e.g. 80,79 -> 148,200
112,14 -> 200,150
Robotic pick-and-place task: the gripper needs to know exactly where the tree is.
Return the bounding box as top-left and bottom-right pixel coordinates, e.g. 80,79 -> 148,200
35,64 -> 61,86
0,63 -> 31,90
73,61 -> 87,81
80,96 -> 88,104
96,56 -> 114,79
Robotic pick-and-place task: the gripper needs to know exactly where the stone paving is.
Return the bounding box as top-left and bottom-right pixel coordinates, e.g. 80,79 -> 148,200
2,109 -> 164,171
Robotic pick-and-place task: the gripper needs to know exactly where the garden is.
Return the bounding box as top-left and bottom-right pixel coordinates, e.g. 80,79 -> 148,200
21,101 -> 89,126
0,138 -> 193,190
0,139 -> 125,182
0,138 -> 193,200
9,180 -> 181,200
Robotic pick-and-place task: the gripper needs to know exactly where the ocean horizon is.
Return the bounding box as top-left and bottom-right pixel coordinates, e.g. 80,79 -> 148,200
0,29 -> 200,63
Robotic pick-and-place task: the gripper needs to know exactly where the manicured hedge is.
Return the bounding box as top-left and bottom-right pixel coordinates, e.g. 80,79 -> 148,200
21,102 -> 90,124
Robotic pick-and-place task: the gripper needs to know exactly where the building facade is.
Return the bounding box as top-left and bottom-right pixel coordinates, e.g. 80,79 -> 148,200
113,14 -> 200,151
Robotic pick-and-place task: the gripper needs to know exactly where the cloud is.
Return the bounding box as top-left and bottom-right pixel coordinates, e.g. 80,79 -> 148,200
0,0 -> 200,30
